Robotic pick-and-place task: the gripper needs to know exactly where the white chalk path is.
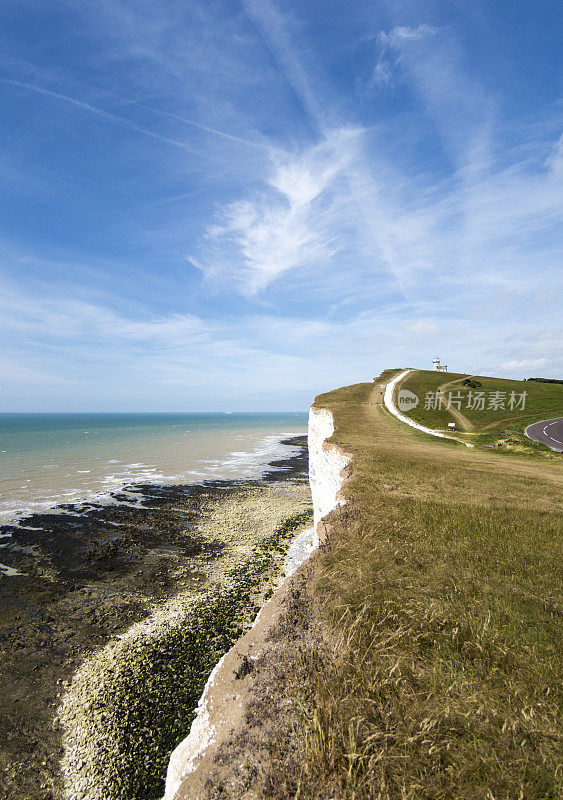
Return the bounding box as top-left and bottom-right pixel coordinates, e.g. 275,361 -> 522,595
384,370 -> 474,448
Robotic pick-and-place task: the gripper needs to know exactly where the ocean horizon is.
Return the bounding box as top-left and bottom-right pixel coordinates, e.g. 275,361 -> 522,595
0,412 -> 308,526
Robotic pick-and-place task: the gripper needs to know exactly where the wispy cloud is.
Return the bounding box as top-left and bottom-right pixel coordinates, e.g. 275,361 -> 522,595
242,0 -> 327,130
384,25 -> 438,44
1,78 -> 193,149
0,283 -> 207,345
189,7 -> 562,315
0,355 -> 74,386
380,23 -> 494,171
192,115 -> 562,307
1,0 -> 561,409
1,261 -> 561,410
501,358 -> 547,371
193,127 -> 363,293
369,24 -> 437,90
545,134 -> 563,176
369,61 -> 393,89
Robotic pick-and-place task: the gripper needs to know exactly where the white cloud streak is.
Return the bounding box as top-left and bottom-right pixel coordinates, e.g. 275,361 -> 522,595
1,78 -> 193,150
501,358 -> 547,371
194,127 -> 364,293
128,102 -> 275,152
242,0 -> 327,130
370,24 -> 437,90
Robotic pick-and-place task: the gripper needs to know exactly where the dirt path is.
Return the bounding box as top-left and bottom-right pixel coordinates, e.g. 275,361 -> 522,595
481,412 -> 530,430
435,376 -> 476,431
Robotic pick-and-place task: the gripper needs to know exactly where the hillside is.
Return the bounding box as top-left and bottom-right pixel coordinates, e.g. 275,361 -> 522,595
397,369 -> 563,452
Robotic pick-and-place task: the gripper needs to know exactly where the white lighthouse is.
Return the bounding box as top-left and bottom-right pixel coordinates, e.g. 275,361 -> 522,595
433,357 -> 448,373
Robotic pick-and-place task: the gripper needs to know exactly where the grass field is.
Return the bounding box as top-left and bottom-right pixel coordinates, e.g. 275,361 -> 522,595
398,369 -> 563,454
262,373 -> 562,800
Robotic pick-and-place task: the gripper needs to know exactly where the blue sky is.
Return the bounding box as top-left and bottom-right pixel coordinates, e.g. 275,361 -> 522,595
1,0 -> 561,411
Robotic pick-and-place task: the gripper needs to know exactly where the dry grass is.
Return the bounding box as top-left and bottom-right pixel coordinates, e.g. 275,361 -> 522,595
259,377 -> 562,800
299,502 -> 561,800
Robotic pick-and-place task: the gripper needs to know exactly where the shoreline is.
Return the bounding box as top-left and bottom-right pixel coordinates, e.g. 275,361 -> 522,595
0,426 -> 307,529
0,436 -> 310,800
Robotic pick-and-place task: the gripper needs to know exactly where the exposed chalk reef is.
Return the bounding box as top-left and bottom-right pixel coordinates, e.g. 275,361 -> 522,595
308,406 -> 351,545
163,406 -> 351,800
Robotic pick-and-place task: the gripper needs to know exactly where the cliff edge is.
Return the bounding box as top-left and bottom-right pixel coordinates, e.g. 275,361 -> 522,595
163,405 -> 350,800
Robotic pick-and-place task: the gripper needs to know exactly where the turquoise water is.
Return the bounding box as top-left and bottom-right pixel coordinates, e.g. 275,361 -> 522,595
0,413 -> 308,524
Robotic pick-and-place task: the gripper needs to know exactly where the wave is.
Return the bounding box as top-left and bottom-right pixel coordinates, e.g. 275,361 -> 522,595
0,430 -> 304,527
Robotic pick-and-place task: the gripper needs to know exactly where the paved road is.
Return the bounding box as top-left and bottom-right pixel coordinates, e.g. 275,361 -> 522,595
525,418 -> 563,452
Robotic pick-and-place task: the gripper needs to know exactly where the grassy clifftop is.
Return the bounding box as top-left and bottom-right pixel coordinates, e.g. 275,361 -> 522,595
263,373 -> 562,800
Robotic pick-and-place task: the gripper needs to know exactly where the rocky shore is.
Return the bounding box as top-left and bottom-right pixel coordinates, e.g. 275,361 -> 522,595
0,436 -> 310,800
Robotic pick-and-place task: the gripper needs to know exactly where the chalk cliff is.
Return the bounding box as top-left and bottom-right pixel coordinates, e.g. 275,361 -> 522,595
308,406 -> 351,544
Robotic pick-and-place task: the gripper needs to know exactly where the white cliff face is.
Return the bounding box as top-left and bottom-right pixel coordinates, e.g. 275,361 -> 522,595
308,406 -> 351,545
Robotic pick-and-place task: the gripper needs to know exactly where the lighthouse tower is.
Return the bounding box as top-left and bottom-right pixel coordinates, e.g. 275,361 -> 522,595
433,357 -> 448,373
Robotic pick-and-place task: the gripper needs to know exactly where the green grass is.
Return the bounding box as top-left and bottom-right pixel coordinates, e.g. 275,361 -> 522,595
398,369 -> 563,454
262,375 -> 562,800
400,369 -> 562,431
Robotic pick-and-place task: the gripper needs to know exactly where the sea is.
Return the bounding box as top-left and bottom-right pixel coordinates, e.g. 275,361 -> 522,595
0,412 -> 308,526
